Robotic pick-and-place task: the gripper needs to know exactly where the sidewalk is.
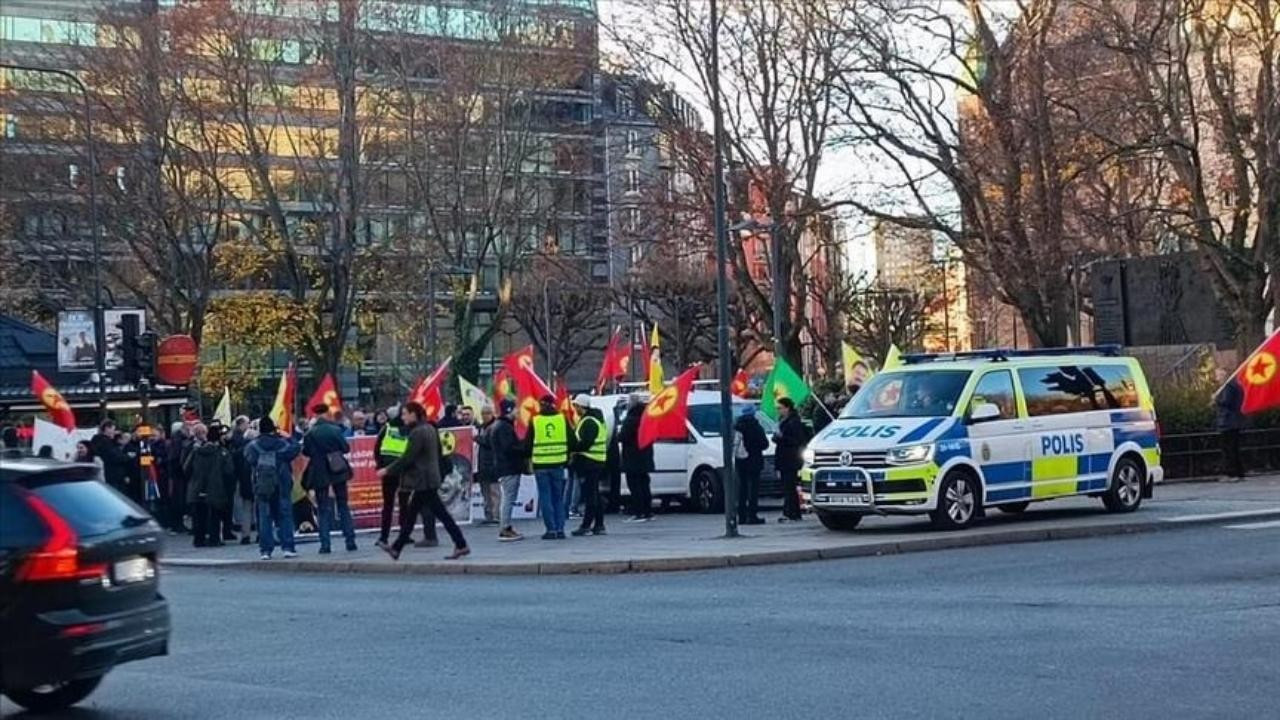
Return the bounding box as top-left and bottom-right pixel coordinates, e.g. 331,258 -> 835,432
162,476 -> 1280,576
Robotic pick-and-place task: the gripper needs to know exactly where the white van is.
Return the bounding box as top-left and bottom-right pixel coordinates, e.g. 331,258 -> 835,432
585,390 -> 780,513
803,347 -> 1162,531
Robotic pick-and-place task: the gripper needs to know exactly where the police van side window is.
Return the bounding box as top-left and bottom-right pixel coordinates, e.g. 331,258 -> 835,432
1018,364 -> 1139,417
970,370 -> 1017,419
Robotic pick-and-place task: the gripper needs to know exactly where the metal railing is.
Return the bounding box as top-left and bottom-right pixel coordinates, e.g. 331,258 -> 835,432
1161,428 -> 1280,479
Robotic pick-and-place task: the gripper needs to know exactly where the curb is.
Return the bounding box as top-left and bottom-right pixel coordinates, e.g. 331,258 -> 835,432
161,507 -> 1280,577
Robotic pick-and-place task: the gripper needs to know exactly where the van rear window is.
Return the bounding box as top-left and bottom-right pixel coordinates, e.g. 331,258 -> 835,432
1018,364 -> 1140,417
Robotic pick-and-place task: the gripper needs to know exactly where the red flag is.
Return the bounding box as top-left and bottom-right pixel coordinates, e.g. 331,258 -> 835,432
595,327 -> 628,393
492,368 -> 512,409
1233,329 -> 1280,414
730,369 -> 750,398
305,373 -> 341,418
504,345 -> 553,438
638,365 -> 700,449
31,371 -> 75,432
408,357 -> 451,422
554,375 -> 577,426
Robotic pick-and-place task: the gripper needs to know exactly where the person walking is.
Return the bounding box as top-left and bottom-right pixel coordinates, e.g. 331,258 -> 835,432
570,395 -> 608,536
474,406 -> 501,525
491,399 -> 526,541
374,407 -> 439,549
529,394 -> 570,539
244,417 -> 300,560
618,394 -> 655,522
774,397 -> 809,522
378,402 -> 469,560
303,404 -> 358,554
185,424 -> 234,547
1214,367 -> 1246,482
734,406 -> 769,525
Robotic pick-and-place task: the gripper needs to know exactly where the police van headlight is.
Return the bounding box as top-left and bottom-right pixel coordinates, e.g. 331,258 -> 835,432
802,448 -> 816,466
886,443 -> 934,466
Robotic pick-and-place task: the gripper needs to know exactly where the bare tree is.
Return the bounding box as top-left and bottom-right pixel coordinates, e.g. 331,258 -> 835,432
509,256 -> 609,378
608,0 -> 854,368
844,289 -> 937,363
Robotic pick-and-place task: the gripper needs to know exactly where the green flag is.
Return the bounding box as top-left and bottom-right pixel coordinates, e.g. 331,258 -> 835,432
761,357 -> 811,420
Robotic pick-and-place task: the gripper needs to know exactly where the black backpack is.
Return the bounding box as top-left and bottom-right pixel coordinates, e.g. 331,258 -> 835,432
253,446 -> 280,499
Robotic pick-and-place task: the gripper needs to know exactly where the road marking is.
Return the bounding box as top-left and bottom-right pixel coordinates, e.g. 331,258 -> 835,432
1165,508 -> 1280,523
1224,520 -> 1280,531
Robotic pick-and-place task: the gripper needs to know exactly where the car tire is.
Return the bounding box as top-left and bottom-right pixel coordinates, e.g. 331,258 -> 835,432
1102,456 -> 1144,513
689,468 -> 723,514
5,676 -> 104,714
997,501 -> 1030,514
930,470 -> 980,530
816,510 -> 863,531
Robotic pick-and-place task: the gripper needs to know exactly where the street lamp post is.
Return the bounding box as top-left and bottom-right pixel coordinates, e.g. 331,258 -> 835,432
708,0 -> 738,539
2,63 -> 107,412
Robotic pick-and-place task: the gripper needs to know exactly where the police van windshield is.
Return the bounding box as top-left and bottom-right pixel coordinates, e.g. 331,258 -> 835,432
841,370 -> 972,419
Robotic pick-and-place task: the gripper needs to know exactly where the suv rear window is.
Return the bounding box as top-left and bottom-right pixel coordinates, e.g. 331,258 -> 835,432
28,479 -> 151,538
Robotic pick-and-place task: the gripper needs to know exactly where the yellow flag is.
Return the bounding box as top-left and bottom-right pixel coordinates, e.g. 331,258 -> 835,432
647,324 -> 664,394
883,344 -> 904,371
842,342 -> 874,387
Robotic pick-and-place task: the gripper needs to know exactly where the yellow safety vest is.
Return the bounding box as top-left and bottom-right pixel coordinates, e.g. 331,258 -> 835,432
576,415 -> 608,464
531,414 -> 569,467
379,427 -> 408,458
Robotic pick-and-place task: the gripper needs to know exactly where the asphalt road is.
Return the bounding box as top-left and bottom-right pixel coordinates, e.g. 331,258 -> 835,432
5,522 -> 1278,720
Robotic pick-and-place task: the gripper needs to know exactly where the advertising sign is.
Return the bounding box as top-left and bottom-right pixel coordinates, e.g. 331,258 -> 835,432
56,308 -> 147,372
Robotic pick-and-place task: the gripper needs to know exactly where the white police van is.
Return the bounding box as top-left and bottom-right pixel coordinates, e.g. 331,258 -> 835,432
586,388 -> 779,513
803,347 -> 1162,531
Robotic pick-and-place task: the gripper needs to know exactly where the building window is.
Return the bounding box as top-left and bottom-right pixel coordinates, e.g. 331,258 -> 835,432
623,208 -> 640,233
626,130 -> 640,157
626,169 -> 640,194
619,91 -> 633,117
2,114 -> 16,139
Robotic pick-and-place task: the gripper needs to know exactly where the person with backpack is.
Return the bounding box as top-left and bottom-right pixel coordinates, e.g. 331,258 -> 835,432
244,416 -> 301,560
303,404 -> 357,554
774,397 -> 811,523
734,406 -> 770,525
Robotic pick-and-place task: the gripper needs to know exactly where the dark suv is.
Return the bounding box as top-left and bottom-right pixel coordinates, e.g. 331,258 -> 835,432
1,457 -> 171,714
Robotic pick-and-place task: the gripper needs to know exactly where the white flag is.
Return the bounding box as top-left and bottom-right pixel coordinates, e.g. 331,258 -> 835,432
458,375 -> 491,412
213,386 -> 232,426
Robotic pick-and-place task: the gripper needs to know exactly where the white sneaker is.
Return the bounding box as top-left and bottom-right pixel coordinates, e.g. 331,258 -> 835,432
282,550 -> 298,559
259,553 -> 271,561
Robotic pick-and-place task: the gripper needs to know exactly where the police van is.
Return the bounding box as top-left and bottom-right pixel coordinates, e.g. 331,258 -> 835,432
803,347 -> 1162,532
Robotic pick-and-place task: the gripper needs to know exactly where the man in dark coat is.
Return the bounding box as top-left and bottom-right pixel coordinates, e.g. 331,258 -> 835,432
734,406 -> 769,525
91,420 -> 129,494
773,397 -> 810,522
491,399 -> 526,541
378,402 -> 469,560
1214,367 -> 1246,481
618,394 -> 655,522
185,424 -> 234,547
474,406 -> 500,525
303,404 -> 357,554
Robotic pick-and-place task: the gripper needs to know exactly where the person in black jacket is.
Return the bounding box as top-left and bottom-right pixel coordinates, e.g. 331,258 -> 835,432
734,406 -> 769,525
474,406 -> 500,525
618,395 -> 655,522
91,419 -> 129,494
491,399 -> 526,541
303,405 -> 357,554
773,397 -> 809,522
1214,367 -> 1247,481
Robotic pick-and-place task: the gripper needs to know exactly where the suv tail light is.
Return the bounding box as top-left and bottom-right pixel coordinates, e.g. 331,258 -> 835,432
16,489 -> 107,583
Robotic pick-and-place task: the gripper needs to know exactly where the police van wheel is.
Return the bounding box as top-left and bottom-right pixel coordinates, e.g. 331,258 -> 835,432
930,471 -> 979,530
1103,457 -> 1144,513
997,501 -> 1030,514
816,510 -> 862,532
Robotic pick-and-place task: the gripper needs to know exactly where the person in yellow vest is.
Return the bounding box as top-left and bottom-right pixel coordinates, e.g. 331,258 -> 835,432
528,394 -> 570,540
569,394 -> 608,537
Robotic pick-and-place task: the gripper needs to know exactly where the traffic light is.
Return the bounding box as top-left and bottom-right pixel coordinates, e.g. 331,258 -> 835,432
117,314 -> 156,383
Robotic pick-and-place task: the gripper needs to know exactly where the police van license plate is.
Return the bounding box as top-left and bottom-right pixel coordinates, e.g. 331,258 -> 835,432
828,494 -> 869,506
113,557 -> 153,584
